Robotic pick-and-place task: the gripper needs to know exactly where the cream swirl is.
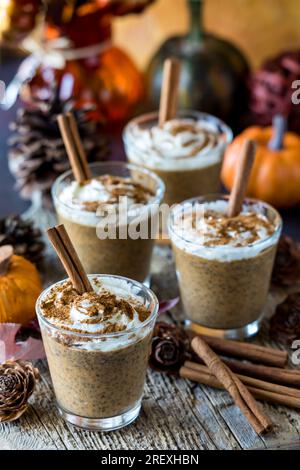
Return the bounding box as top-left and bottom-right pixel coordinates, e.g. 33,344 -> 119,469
170,200 -> 281,261
39,277 -> 150,335
59,175 -> 154,212
57,175 -> 155,226
125,118 -> 227,170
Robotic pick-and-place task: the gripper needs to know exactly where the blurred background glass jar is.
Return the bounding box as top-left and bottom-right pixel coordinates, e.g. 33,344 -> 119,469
15,0 -> 156,123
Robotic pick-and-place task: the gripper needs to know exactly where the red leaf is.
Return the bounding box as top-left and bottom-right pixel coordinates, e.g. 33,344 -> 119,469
0,323 -> 45,363
158,297 -> 180,315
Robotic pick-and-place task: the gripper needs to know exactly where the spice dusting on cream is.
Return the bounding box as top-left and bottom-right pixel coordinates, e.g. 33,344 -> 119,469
40,277 -> 150,335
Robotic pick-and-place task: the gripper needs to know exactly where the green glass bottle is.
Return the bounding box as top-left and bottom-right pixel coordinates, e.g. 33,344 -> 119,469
145,0 -> 249,130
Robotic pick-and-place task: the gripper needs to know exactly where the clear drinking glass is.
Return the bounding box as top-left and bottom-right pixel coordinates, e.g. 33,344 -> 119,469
169,194 -> 282,339
123,110 -> 233,206
52,161 -> 165,285
36,274 -> 159,431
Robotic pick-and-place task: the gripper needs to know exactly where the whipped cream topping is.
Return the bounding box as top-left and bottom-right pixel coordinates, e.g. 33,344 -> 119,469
59,175 -> 154,211
170,200 -> 281,261
125,118 -> 229,170
57,175 -> 155,226
40,276 -> 151,336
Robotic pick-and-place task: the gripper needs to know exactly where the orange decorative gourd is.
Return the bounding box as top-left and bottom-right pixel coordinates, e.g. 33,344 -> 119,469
0,245 -> 42,325
221,116 -> 300,208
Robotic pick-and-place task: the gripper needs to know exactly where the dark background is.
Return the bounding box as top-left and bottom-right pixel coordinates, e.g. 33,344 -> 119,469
1,52 -> 300,241
0,53 -> 30,216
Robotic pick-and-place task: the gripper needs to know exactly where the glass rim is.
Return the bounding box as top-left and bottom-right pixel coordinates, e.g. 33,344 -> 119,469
123,109 -> 234,147
36,274 -> 159,339
168,193 -> 283,249
51,160 -> 165,214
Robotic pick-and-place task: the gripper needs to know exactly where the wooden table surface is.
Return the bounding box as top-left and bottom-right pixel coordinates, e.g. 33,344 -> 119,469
1,206 -> 300,451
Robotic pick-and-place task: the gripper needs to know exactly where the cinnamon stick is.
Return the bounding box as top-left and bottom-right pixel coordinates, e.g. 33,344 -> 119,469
184,361 -> 300,400
57,113 -> 91,183
180,365 -> 300,409
66,112 -> 91,180
47,224 -> 92,294
180,363 -> 300,410
188,332 -> 288,368
191,336 -> 273,434
227,139 -> 256,217
220,358 -> 300,389
159,58 -> 181,127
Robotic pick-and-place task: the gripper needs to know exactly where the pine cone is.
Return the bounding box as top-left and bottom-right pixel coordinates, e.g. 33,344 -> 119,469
0,360 -> 39,423
248,50 -> 300,134
270,293 -> 300,345
8,84 -> 110,203
149,322 -> 192,374
0,214 -> 44,265
272,235 -> 300,287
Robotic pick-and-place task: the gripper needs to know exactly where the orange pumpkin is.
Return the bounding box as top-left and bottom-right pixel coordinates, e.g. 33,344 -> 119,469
221,119 -> 300,208
0,245 -> 42,324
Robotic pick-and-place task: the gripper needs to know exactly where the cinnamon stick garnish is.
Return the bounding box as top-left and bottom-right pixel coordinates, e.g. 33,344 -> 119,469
220,358 -> 300,389
184,361 -> 300,400
191,336 -> 273,434
159,58 -> 181,127
0,245 -> 13,276
188,332 -> 288,368
227,139 -> 256,217
57,113 -> 91,183
180,362 -> 300,410
66,112 -> 91,180
47,224 -> 92,294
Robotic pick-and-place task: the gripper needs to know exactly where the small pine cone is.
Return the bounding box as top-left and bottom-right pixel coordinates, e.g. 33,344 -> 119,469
0,214 -> 45,265
149,322 -> 192,374
8,83 -> 110,203
0,361 -> 39,423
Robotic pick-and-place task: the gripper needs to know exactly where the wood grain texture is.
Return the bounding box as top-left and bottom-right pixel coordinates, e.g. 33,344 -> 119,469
1,205 -> 300,450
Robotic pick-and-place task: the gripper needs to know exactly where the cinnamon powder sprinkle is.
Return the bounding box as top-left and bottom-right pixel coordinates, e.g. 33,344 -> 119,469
191,210 -> 275,247
40,280 -> 150,334
74,175 -> 155,212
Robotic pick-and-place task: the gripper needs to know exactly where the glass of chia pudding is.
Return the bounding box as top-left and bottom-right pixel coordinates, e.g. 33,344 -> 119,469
36,274 -> 159,431
123,110 -> 233,206
169,194 -> 282,339
52,161 -> 165,285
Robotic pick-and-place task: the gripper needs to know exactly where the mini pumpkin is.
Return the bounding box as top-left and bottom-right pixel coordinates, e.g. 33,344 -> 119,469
0,245 -> 42,325
221,115 -> 300,208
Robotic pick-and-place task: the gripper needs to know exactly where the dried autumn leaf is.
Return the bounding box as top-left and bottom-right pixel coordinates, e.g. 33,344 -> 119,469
0,323 -> 45,363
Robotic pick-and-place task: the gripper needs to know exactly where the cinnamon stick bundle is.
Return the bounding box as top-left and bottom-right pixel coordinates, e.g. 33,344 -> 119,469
179,365 -> 300,409
188,332 -> 288,368
47,224 -> 92,294
180,362 -> 300,410
57,112 -> 91,183
220,358 -> 300,388
184,361 -> 300,400
191,336 -> 273,435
